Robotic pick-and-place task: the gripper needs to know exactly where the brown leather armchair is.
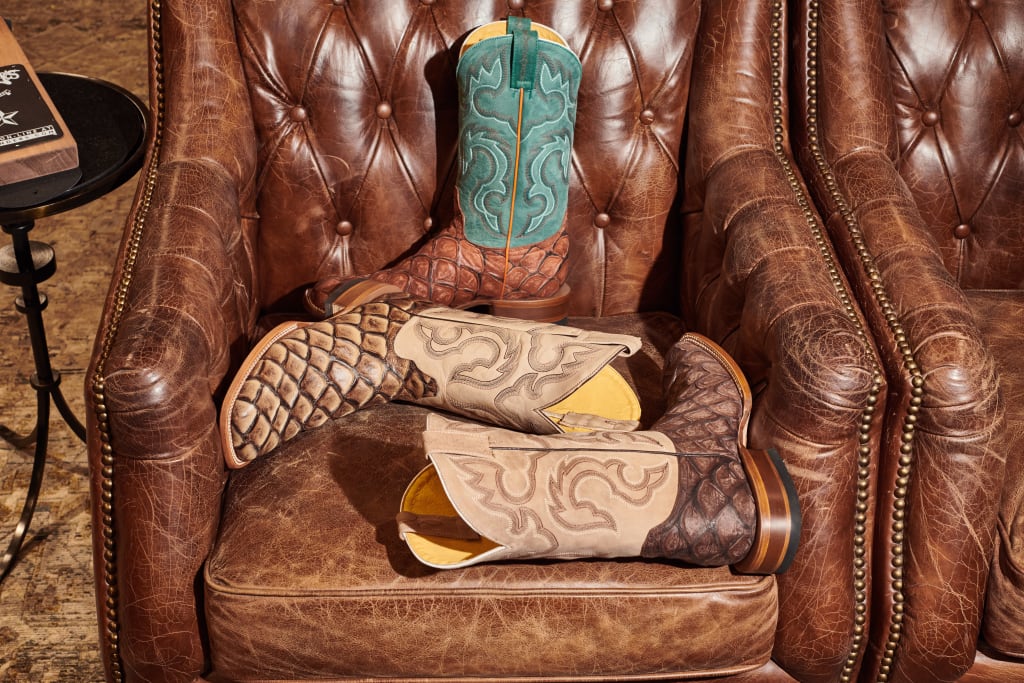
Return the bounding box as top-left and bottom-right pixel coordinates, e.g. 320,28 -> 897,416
790,1 -> 1023,681
85,0 -> 882,681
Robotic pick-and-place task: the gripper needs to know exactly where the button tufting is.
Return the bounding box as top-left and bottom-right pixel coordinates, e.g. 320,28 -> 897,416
376,102 -> 393,119
507,0 -> 525,9
337,221 -> 354,237
954,223 -> 971,239
640,109 -> 656,125
1009,111 -> 1022,128
598,0 -> 614,10
290,106 -> 308,122
594,213 -> 611,228
921,110 -> 939,127
332,0 -> 345,6
423,217 -> 433,230
967,0 -> 985,9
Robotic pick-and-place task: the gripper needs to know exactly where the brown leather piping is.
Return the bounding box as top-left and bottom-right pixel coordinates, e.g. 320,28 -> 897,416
767,2 -> 882,680
801,1 -> 921,681
90,0 -> 165,680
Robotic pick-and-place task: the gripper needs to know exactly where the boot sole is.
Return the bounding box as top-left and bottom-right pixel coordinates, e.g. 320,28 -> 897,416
220,318 -> 307,468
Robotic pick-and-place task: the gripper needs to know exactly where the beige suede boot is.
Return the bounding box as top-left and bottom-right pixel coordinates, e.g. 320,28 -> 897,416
220,292 -> 641,468
398,334 -> 801,575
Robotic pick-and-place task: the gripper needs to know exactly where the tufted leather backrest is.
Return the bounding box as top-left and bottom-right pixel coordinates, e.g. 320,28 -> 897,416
882,0 -> 1024,289
231,0 -> 698,316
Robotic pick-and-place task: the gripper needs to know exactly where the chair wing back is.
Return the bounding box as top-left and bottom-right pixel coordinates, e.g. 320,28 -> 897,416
809,0 -> 1024,289
885,1 -> 1024,289
234,0 -> 698,316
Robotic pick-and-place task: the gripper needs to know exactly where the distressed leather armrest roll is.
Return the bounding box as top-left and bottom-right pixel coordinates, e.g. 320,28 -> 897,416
686,149 -> 884,683
784,3 -> 1011,679
83,1 -> 261,678
804,146 -> 1006,682
787,4 -> 1007,676
679,2 -> 885,681
86,158 -> 256,682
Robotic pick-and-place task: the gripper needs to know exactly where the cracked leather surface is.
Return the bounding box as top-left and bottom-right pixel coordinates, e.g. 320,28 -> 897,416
790,1 -> 1021,681
207,402 -> 777,680
971,291 -> 1024,660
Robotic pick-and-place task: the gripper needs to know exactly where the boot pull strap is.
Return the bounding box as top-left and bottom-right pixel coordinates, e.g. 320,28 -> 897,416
506,16 -> 538,91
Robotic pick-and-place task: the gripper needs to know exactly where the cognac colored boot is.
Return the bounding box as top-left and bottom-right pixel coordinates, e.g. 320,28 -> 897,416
398,334 -> 802,575
306,17 -> 581,323
220,292 -> 642,468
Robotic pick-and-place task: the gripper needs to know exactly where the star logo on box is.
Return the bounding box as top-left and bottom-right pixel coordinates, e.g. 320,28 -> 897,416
0,110 -> 18,126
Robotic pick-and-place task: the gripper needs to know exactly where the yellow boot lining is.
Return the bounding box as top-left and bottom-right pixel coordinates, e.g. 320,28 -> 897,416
460,20 -> 570,59
544,365 -> 641,433
401,465 -> 500,567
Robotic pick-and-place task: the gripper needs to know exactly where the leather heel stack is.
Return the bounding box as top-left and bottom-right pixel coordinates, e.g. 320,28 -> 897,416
733,447 -> 801,575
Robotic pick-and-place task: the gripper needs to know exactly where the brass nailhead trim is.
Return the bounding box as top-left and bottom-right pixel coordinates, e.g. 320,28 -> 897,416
91,1 -> 166,680
768,2 -> 880,680
803,1 -> 923,680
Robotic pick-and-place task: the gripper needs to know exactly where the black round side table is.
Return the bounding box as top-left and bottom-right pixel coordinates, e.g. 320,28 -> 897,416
0,72 -> 147,581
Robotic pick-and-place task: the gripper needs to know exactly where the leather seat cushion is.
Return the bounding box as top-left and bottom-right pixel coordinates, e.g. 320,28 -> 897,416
969,290 -> 1024,657
204,313 -> 780,680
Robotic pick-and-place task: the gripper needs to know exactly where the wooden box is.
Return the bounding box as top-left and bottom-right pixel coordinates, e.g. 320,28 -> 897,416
0,17 -> 79,203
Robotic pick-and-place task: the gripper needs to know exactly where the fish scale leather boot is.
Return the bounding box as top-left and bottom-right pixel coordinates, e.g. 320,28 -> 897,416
220,291 -> 642,468
306,17 -> 581,323
398,333 -> 802,575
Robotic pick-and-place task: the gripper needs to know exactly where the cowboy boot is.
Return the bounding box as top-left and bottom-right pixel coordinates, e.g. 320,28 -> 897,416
305,17 -> 581,323
397,334 -> 801,575
220,291 -> 642,468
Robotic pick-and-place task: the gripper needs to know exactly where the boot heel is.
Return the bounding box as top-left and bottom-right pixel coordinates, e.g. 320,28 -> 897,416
733,447 -> 802,575
487,284 -> 571,323
322,278 -> 404,316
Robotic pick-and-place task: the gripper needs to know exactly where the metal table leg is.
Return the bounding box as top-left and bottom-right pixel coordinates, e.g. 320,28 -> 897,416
0,219 -> 85,582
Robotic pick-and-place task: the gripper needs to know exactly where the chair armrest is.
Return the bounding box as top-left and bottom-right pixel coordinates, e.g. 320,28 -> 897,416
681,2 -> 884,680
86,158 -> 256,682
84,0 -> 261,678
684,147 -> 884,682
810,148 -> 1007,682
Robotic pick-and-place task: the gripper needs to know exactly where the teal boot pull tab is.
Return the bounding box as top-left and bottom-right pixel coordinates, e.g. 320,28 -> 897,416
506,16 -> 538,91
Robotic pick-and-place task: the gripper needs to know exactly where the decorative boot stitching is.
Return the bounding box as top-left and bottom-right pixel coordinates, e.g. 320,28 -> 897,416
767,2 -> 882,680
801,1 -> 921,680
90,0 -> 165,680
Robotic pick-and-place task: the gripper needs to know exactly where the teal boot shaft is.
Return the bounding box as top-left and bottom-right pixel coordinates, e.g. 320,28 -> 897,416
457,18 -> 582,250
